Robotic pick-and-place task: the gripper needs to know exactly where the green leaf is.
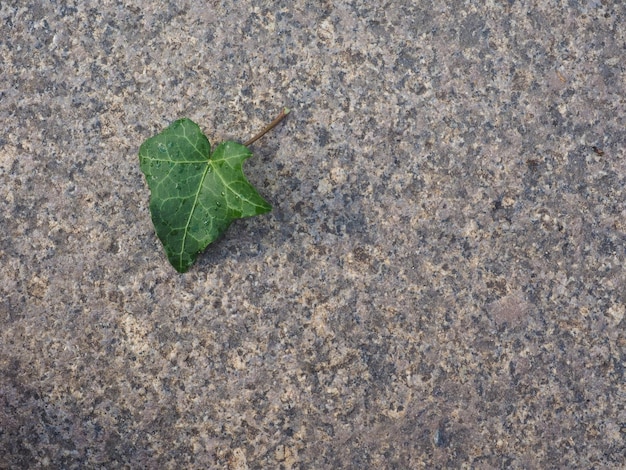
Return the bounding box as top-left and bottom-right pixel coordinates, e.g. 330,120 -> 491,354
139,118 -> 271,273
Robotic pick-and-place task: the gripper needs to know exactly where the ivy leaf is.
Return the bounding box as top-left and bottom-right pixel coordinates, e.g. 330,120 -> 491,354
139,118 -> 271,273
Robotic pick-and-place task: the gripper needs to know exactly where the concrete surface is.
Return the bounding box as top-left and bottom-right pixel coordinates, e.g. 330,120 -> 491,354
1,0 -> 625,468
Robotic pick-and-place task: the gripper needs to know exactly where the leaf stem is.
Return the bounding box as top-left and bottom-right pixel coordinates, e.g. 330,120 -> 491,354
244,107 -> 291,147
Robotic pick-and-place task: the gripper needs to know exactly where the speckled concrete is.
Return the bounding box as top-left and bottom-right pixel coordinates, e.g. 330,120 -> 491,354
1,0 -> 625,468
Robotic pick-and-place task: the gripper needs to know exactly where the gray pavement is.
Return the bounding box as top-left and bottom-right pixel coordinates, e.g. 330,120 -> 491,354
1,0 -> 625,467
